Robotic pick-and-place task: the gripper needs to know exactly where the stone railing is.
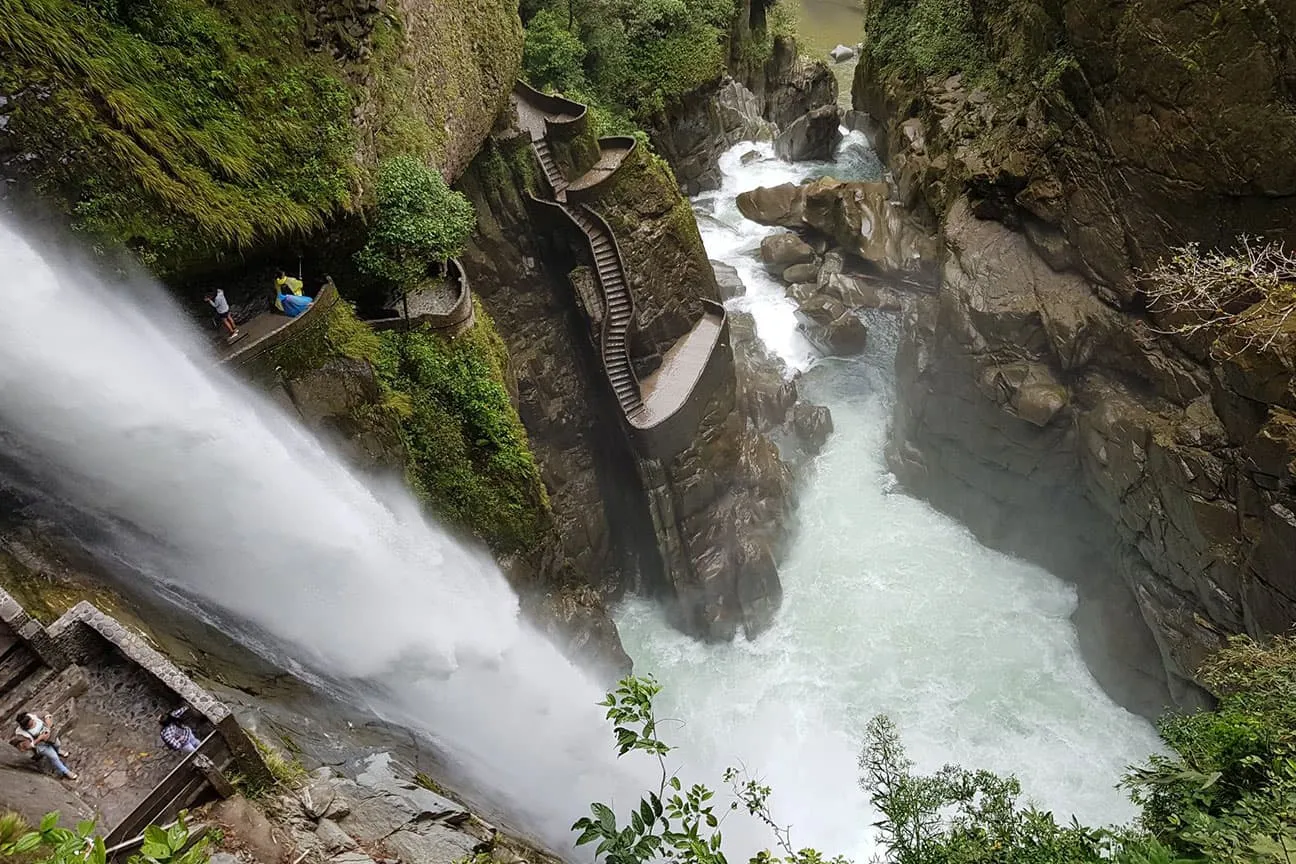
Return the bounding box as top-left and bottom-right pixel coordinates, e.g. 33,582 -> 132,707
223,282 -> 340,368
365,259 -> 475,335
512,80 -> 588,139
629,301 -> 734,459
565,135 -> 639,204
0,586 -> 269,837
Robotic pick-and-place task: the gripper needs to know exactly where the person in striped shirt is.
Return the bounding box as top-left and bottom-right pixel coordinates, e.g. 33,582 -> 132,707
159,706 -> 201,755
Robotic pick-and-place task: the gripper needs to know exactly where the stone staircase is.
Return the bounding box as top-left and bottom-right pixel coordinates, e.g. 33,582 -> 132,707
532,139 -> 568,202
564,206 -> 643,416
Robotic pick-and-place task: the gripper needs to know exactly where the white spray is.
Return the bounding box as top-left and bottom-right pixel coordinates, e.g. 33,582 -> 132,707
0,223 -> 661,848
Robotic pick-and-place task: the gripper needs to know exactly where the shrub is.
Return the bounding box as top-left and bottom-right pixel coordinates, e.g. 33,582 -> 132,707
523,8 -> 588,92
354,156 -> 477,299
1142,237 -> 1296,357
373,308 -> 549,554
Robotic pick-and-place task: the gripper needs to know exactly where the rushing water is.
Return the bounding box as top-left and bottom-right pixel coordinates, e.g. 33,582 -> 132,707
615,139 -> 1167,861
0,223 -> 661,852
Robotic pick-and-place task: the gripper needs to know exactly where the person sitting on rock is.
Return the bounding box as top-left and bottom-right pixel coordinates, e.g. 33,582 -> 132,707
10,710 -> 77,781
159,706 -> 201,755
272,269 -> 304,314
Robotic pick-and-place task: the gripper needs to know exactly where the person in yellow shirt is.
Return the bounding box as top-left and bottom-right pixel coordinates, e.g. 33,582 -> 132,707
272,268 -> 304,313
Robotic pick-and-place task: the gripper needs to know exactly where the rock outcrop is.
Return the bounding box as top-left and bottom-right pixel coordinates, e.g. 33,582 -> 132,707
739,179 -> 938,276
459,119 -> 798,643
856,0 -> 1296,706
773,106 -> 842,162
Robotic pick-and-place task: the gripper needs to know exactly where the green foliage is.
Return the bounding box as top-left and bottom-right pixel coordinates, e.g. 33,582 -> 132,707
863,0 -> 987,81
521,0 -> 734,123
250,732 -> 309,791
355,156 -> 478,296
1123,634 -> 1296,861
0,811 -> 213,864
373,307 -> 549,554
579,660 -> 1296,864
0,0 -> 357,273
524,9 -> 588,92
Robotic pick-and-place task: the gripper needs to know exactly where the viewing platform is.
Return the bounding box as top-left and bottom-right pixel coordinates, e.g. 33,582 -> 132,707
216,283 -> 338,367
361,259 -> 475,336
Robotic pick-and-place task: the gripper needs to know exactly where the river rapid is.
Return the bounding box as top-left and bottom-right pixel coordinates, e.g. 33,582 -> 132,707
614,139 -> 1167,861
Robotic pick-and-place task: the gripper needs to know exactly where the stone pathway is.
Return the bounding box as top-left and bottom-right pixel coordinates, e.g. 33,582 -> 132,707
635,308 -> 725,426
566,143 -> 632,193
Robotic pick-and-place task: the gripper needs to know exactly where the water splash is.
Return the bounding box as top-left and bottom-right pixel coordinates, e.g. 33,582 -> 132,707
0,222 -> 654,849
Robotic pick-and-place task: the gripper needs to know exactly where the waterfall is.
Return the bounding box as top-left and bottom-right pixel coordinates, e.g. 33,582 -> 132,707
0,222 -> 655,850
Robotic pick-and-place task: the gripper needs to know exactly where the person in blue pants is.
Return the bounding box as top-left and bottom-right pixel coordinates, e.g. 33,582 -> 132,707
10,711 -> 77,780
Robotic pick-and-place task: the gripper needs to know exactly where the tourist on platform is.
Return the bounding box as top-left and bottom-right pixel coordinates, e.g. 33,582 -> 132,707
10,710 -> 77,781
204,288 -> 240,338
159,706 -> 201,755
272,269 -> 304,313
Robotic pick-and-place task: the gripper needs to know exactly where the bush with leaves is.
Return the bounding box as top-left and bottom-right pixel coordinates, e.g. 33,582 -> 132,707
0,811 -> 213,864
354,155 -> 477,301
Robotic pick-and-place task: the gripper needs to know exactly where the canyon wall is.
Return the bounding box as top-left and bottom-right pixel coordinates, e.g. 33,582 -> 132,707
856,0 -> 1296,703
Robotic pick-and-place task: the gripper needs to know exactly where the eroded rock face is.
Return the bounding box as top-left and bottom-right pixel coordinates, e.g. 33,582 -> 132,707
760,232 -> 816,272
885,198 -> 1296,710
739,179 -> 938,275
774,105 -> 843,162
649,78 -> 778,194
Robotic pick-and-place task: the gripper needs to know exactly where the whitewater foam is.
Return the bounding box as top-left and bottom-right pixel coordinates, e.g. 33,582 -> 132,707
0,223 -> 654,849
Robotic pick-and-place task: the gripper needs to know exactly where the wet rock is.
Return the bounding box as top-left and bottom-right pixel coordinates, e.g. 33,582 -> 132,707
801,178 -> 937,274
782,262 -> 819,284
338,795 -> 413,843
786,282 -> 818,304
711,260 -> 745,301
382,824 -> 481,864
823,313 -> 869,355
317,819 -> 359,854
792,403 -> 834,454
829,44 -> 856,63
729,310 -> 797,432
764,36 -> 838,128
760,233 -> 815,272
282,357 -> 406,472
774,106 -> 842,162
735,183 -> 804,227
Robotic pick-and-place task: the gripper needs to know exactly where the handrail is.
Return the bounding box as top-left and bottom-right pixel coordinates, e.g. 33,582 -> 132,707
104,732 -> 221,846
512,80 -> 588,138
575,203 -> 641,412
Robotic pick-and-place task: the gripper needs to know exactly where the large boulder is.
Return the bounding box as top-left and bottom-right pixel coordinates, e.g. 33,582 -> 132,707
801,178 -> 938,274
774,106 -> 843,162
764,36 -> 838,128
796,295 -> 868,356
736,183 -> 804,227
760,232 -> 815,273
711,260 -> 745,301
793,402 -> 834,454
829,44 -> 856,63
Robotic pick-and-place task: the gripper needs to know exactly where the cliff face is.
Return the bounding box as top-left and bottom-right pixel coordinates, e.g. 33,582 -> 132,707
457,110 -> 797,643
0,0 -> 521,274
857,0 -> 1296,703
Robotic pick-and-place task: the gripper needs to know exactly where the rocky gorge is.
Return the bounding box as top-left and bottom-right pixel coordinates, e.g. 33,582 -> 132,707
845,0 -> 1296,706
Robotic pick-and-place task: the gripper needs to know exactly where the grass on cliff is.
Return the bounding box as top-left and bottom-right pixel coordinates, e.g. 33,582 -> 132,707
0,0 -> 357,273
521,0 -> 736,122
374,307 -> 550,555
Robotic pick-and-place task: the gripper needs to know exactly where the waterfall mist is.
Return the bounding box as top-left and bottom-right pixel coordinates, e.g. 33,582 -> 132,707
0,221 -> 657,850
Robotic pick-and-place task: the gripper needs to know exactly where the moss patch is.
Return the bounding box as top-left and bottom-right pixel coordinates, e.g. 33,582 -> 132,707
374,304 -> 550,554
0,0 -> 358,275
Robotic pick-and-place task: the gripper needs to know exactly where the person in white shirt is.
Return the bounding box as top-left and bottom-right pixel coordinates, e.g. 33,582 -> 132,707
10,710 -> 77,780
204,288 -> 240,338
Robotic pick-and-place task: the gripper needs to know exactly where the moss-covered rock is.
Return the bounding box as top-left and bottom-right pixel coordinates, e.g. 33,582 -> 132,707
0,0 -> 523,277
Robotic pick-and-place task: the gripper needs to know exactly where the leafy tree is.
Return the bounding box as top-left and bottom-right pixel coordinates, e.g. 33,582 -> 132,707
523,9 -> 588,92
354,155 -> 476,303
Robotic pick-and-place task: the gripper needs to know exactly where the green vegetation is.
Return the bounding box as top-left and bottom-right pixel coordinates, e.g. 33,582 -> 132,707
1,811 -> 214,864
862,0 -> 1074,96
581,636 -> 1296,864
373,306 -> 550,554
354,156 -> 477,302
249,730 -> 309,792
0,0 -> 357,273
520,0 -> 746,124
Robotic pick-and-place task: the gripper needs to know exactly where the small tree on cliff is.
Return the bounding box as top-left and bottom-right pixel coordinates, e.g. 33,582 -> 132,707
354,155 -> 476,323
